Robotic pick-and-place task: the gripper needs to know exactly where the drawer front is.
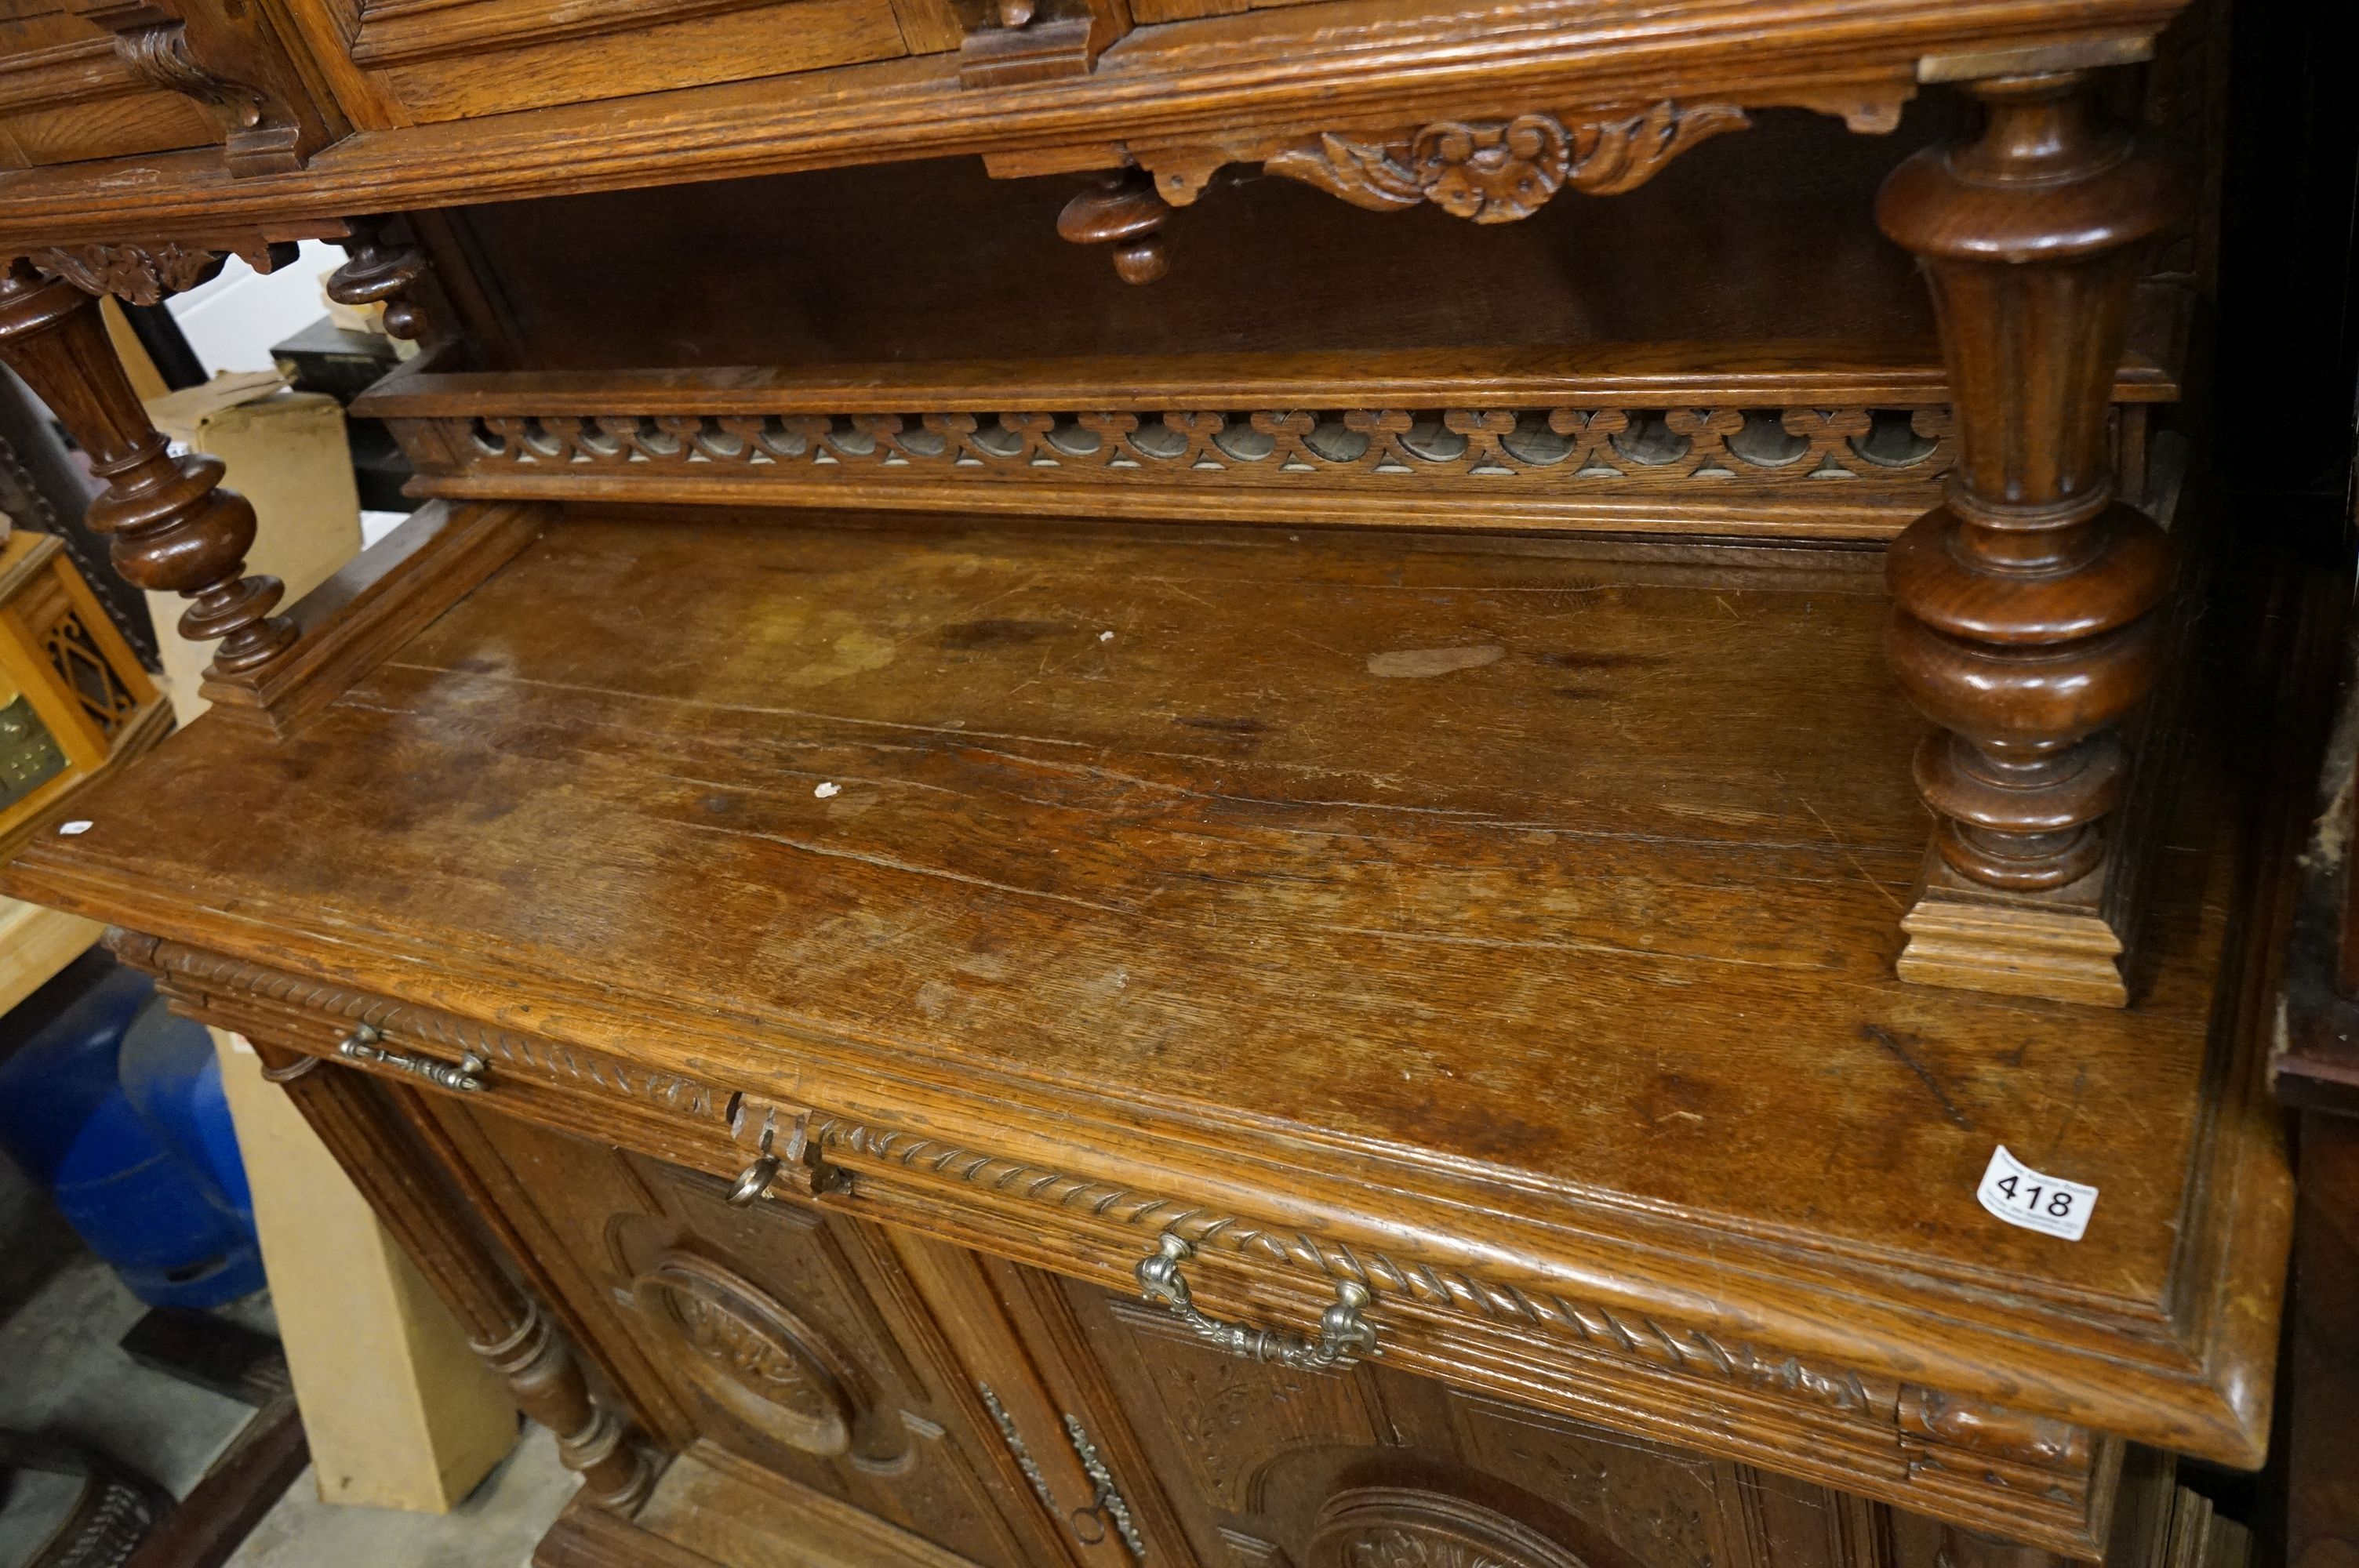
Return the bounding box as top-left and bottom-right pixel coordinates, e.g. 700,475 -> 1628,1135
339,0 -> 933,123
127,931 -> 2109,1555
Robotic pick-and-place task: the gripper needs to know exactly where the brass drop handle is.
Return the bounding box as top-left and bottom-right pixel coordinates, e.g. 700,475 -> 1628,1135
729,1123 -> 780,1206
1135,1232 -> 1376,1370
337,1023 -> 486,1093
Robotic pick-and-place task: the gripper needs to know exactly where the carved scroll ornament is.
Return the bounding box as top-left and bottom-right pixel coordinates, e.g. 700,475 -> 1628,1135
1141,101 -> 1749,222
67,0 -> 328,175
109,13 -> 271,127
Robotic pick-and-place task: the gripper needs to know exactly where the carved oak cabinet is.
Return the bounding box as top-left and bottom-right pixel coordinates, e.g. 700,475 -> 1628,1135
0,2 -> 2302,1567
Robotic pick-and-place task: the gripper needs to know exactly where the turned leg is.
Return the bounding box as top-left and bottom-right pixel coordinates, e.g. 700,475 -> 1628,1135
0,259 -> 296,680
250,1040 -> 656,1511
1876,71 -> 2181,1004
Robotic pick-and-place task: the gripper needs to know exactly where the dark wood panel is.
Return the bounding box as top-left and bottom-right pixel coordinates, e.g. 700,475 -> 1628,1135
452,107 -> 1965,372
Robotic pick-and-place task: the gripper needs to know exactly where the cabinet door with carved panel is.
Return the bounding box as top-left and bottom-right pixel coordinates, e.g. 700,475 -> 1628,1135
425,1099 -> 1075,1568
1059,1276 -> 1910,1568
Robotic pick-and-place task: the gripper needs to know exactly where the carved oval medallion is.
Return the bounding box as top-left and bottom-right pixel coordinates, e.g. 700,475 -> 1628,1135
1308,1484 -> 1595,1568
633,1252 -> 858,1456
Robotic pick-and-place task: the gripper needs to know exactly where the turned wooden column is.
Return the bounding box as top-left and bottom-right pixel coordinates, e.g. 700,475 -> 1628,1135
251,1040 -> 656,1511
0,259 -> 296,679
1877,72 -> 2180,999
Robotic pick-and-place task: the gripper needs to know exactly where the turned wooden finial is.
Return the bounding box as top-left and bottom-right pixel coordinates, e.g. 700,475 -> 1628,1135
1877,71 -> 2181,893
1057,169 -> 1172,285
0,258 -> 295,678
325,216 -> 433,342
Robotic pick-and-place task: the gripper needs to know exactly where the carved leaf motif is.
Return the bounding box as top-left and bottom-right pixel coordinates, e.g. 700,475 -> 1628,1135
1265,102 -> 1748,223
1299,131 -> 1430,212
30,243 -> 225,307
1566,101 -> 1752,197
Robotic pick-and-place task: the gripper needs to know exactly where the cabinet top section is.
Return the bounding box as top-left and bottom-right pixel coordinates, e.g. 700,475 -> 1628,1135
0,0 -> 2189,250
4,506 -> 2289,1475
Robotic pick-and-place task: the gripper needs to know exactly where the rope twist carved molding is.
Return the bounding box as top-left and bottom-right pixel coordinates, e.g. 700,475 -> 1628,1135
812,1120 -> 1892,1418
449,404 -> 1959,490
106,933 -> 2093,1458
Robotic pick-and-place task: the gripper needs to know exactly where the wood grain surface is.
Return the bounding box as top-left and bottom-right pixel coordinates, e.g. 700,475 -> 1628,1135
1,508 -> 2289,1470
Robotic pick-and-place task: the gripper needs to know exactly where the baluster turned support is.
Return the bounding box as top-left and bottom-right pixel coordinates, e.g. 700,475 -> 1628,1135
1877,71 -> 2182,1004
248,1038 -> 656,1512
325,215 -> 432,343
0,259 -> 297,679
1058,169 -> 1172,285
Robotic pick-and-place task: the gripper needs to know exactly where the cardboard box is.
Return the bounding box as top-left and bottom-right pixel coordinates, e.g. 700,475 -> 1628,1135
142,373 -> 362,722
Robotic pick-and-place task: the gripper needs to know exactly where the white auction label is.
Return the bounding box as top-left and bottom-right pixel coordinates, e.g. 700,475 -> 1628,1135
1976,1145 -> 2097,1240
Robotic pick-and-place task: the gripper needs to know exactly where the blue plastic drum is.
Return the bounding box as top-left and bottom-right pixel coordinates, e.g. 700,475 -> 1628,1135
0,963 -> 264,1308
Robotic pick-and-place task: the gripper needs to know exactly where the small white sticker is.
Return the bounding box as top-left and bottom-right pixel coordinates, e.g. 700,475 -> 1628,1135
1099,630 -> 1115,642
813,782 -> 841,799
1977,1145 -> 2097,1241
56,820 -> 92,836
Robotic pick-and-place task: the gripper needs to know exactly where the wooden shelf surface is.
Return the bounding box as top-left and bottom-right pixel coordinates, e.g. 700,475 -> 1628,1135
0,506 -> 2288,1468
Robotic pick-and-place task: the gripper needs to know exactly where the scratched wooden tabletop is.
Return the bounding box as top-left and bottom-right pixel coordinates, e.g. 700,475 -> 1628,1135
9,510 -> 2273,1392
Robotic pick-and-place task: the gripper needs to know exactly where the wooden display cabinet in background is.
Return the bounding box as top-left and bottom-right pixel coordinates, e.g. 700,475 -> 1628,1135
0,527 -> 163,858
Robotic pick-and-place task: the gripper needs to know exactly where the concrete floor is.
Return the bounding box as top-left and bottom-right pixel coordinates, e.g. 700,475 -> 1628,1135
224,1428 -> 573,1568
0,1232 -> 575,1566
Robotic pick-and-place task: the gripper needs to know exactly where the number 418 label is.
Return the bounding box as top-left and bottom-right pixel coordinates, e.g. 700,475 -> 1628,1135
1976,1145 -> 2098,1241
